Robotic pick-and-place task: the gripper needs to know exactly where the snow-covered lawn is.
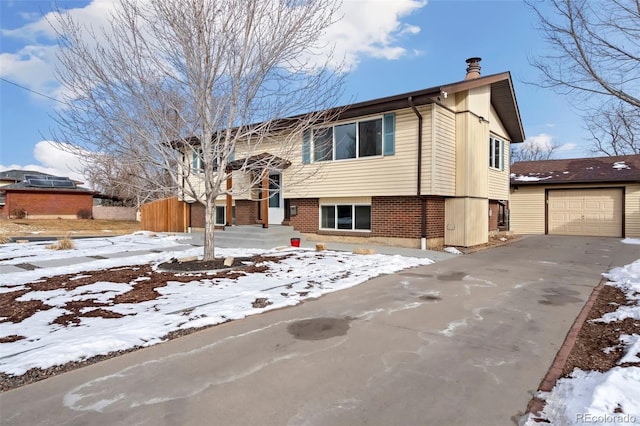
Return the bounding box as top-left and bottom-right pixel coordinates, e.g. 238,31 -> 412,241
524,239 -> 640,425
0,233 -> 433,377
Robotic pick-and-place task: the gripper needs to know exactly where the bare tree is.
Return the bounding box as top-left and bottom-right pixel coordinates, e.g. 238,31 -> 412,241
511,139 -> 558,163
527,0 -> 640,155
586,101 -> 640,156
51,0 -> 344,260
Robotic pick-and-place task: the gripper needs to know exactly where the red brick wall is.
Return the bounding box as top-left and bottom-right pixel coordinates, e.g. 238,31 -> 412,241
372,196 -> 445,239
287,196 -> 445,239
489,200 -> 499,231
288,198 -> 319,232
235,200 -> 258,225
4,190 -> 93,218
190,202 -> 205,228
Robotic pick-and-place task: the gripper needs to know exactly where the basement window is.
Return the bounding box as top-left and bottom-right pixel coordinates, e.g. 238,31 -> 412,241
320,204 -> 371,231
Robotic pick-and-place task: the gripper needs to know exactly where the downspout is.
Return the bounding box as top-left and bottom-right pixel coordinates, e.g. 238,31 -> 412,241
408,96 -> 427,250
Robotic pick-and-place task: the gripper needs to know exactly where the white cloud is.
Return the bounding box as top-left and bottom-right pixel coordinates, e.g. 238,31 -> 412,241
522,133 -> 555,152
0,141 -> 90,185
1,0 -> 427,97
556,142 -> 577,152
323,0 -> 426,69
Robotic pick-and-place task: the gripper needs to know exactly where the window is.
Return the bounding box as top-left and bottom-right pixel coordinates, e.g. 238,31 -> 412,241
215,205 -> 236,225
320,204 -> 371,231
489,136 -> 504,170
192,148 -> 204,173
312,117 -> 384,162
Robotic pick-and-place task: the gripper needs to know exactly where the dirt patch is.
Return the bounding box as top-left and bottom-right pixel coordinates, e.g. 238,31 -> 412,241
562,284 -> 640,374
0,219 -> 140,237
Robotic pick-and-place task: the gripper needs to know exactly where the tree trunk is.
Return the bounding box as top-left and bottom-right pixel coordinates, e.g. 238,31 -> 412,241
203,197 -> 216,261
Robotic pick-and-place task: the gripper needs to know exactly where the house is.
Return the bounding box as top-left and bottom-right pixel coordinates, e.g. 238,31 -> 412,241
510,155 -> 640,237
0,170 -> 95,219
180,58 -> 525,248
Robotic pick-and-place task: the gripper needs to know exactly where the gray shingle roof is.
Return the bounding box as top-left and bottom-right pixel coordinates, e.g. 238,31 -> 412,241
510,155 -> 640,185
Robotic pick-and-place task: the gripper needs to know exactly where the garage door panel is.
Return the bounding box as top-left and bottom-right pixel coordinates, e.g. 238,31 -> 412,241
548,189 -> 622,237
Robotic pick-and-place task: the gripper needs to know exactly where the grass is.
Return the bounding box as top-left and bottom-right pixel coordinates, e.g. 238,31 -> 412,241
0,219 -> 141,237
46,235 -> 75,250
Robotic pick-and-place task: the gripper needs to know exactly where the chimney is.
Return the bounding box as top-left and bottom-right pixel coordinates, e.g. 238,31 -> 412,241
465,57 -> 481,80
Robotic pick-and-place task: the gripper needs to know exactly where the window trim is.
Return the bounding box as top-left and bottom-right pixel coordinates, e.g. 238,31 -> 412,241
319,203 -> 372,232
311,116 -> 384,163
489,136 -> 505,171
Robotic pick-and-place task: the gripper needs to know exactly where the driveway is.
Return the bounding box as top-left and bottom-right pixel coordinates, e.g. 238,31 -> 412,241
1,235 -> 636,426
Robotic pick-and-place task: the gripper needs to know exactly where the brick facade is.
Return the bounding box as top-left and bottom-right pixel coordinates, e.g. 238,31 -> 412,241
287,198 -> 319,232
488,200 -> 499,232
1,190 -> 93,219
286,196 -> 445,240
235,200 -> 258,225
190,202 -> 206,228
372,196 -> 445,239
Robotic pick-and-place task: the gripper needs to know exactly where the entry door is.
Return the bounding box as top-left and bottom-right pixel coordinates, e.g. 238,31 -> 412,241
268,173 -> 284,225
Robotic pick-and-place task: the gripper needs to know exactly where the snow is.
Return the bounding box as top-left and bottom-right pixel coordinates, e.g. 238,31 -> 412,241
524,244 -> 640,425
613,161 -> 630,170
0,233 -> 434,376
444,247 -> 462,255
512,174 -> 553,182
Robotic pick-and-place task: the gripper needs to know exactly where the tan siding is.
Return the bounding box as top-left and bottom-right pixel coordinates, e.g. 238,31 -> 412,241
320,196 -> 372,204
431,105 -> 456,195
489,105 -> 509,140
285,108 -> 419,198
455,112 -> 489,197
445,197 -> 488,246
510,186 -> 546,234
487,139 -> 510,200
626,184 -> 640,237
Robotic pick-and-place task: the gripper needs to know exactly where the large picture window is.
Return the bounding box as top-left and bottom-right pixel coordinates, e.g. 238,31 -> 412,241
313,118 -> 383,162
320,204 -> 371,231
489,136 -> 504,170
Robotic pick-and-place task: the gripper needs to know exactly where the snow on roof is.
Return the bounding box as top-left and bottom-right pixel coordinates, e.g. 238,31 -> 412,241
613,161 -> 630,170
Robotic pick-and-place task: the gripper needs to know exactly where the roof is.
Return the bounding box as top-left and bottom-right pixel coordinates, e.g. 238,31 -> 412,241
510,155 -> 640,185
1,181 -> 94,193
0,170 -> 54,182
228,153 -> 291,171
337,72 -> 525,143
174,69 -> 526,149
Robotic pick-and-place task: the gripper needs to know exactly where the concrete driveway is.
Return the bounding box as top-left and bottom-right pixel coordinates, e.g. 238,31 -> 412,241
1,235 -> 637,426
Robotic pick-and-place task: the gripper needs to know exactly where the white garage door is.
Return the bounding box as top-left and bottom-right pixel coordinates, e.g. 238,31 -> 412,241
548,189 -> 623,237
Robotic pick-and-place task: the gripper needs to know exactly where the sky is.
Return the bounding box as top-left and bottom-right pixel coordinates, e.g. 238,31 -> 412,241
1,232 -> 639,422
0,0 -> 591,183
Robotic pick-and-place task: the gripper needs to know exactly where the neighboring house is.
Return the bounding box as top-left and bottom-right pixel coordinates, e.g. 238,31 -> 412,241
510,155 -> 640,238
0,170 -> 94,219
180,58 -> 525,248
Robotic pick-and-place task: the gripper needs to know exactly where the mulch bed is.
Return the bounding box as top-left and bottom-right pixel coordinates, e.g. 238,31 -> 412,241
0,254 -> 290,392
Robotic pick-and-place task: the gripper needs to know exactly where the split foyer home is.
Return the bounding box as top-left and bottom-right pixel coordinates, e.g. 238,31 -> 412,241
510,155 -> 640,238
179,58 -> 525,248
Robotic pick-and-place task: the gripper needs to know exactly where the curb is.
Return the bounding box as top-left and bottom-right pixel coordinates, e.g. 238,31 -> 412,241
524,277 -> 609,419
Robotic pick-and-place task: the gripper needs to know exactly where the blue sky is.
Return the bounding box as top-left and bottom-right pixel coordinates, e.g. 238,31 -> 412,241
0,0 -> 590,181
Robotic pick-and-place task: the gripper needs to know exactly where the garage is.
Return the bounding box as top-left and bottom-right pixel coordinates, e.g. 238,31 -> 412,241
509,155 -> 640,238
547,188 -> 623,237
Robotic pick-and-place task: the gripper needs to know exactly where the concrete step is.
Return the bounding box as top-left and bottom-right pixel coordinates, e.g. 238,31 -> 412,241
212,225 -> 304,249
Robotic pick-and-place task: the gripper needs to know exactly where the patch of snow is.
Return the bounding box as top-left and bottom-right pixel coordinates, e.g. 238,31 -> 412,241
513,174 -> 553,182
444,247 -> 462,255
622,238 -> 640,245
613,161 -> 630,170
619,335 -> 640,364
0,234 -> 435,376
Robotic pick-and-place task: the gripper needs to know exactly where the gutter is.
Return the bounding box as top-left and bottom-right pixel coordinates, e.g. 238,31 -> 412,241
408,96 -> 427,250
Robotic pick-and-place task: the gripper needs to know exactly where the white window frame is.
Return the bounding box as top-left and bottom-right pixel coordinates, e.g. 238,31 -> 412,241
192,147 -> 204,174
489,136 -> 504,170
312,116 -> 384,163
319,204 -> 372,232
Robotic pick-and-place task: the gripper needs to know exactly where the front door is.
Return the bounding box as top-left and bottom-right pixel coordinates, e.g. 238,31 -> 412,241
268,173 -> 284,225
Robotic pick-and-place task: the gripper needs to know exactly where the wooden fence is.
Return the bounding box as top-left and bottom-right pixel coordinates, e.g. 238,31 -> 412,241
140,197 -> 190,232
